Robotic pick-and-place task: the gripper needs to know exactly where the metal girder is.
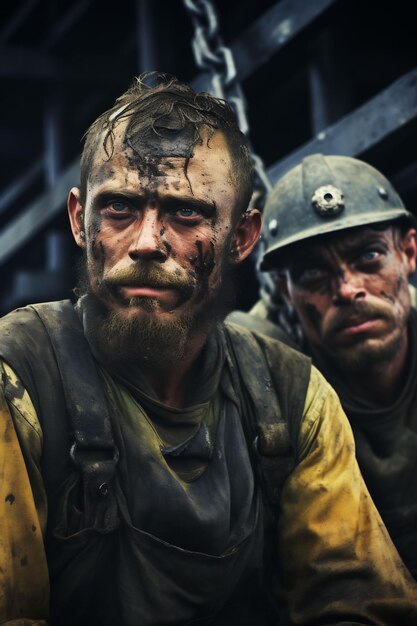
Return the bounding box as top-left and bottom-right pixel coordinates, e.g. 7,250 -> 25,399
267,69 -> 417,184
45,0 -> 94,49
192,0 -> 338,91
0,161 -> 79,265
392,161 -> 417,196
136,0 -> 159,73
0,0 -> 92,49
0,129 -> 39,159
2,69 -> 417,266
231,0 -> 338,82
0,0 -> 40,45
0,46 -> 126,85
0,161 -> 43,217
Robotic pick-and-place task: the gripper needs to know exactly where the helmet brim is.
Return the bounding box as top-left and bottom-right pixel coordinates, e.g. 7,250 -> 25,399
260,208 -> 415,271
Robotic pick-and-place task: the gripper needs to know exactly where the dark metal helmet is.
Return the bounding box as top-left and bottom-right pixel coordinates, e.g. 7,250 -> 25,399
260,153 -> 413,270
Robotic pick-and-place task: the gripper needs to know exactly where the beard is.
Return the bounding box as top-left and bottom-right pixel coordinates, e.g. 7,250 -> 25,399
317,327 -> 405,373
75,253 -> 236,369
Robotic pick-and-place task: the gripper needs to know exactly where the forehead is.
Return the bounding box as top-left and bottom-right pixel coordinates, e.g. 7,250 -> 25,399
87,121 -> 236,203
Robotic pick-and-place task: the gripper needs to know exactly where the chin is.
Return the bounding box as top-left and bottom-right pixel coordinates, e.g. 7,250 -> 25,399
332,335 -> 401,371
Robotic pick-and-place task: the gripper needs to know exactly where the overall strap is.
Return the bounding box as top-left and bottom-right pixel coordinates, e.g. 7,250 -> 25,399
224,322 -> 306,508
33,301 -> 119,528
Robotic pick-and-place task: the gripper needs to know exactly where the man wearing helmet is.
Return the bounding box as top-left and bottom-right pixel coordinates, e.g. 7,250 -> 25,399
2,75 -> 417,624
230,153 -> 417,579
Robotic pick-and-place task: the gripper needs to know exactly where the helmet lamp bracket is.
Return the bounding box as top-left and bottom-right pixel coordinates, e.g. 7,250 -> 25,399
311,184 -> 345,217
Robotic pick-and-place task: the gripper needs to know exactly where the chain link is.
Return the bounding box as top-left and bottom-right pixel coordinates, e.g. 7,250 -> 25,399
183,0 -> 272,208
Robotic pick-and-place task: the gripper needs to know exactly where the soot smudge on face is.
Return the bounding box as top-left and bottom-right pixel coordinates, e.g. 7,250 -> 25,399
194,239 -> 215,279
380,274 -> 404,304
303,302 -> 323,335
89,212 -> 102,237
125,152 -> 164,184
124,115 -> 201,193
90,238 -> 106,284
183,157 -> 193,194
89,161 -> 119,191
380,290 -> 396,304
157,223 -> 173,257
126,116 -> 197,159
163,239 -> 172,257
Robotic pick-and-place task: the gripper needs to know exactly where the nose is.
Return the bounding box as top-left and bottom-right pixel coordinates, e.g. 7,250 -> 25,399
128,209 -> 167,262
332,267 -> 366,305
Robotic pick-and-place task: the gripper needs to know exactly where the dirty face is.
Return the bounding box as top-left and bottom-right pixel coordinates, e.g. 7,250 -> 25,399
68,121 -> 260,362
281,225 -> 417,370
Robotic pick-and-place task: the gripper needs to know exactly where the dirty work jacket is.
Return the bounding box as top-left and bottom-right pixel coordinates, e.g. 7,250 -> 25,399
1,301 -> 417,625
229,302 -> 417,582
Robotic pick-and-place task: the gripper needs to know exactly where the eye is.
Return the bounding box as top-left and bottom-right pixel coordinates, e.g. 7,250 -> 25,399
303,268 -> 326,279
291,266 -> 328,288
360,250 -> 380,261
103,199 -> 132,220
170,206 -> 203,223
175,207 -> 198,218
354,248 -> 385,269
110,201 -> 129,213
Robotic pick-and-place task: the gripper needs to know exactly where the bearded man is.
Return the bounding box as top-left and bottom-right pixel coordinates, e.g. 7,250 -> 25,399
230,153 -> 417,581
1,78 -> 416,626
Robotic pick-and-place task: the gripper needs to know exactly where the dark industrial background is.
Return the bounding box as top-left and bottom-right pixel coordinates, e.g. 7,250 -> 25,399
1,0 -> 417,315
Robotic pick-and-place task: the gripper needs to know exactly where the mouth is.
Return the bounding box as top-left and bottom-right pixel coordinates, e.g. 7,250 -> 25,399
335,316 -> 382,336
119,285 -> 176,299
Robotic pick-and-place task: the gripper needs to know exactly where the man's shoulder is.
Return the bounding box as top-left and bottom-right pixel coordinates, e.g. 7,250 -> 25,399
226,306 -> 300,350
0,299 -> 78,372
0,299 -> 75,328
224,318 -> 312,375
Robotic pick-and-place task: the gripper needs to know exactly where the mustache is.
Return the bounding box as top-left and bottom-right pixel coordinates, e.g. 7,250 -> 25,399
100,264 -> 195,293
327,301 -> 391,334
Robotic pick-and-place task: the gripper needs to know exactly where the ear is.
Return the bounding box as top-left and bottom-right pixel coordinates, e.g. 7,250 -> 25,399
230,209 -> 262,263
68,187 -> 85,248
401,228 -> 417,275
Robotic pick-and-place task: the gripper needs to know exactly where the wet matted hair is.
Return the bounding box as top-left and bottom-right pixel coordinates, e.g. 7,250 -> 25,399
79,72 -> 253,216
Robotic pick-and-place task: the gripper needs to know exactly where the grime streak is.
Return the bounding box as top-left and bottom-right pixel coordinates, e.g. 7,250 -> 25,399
304,303 -> 323,335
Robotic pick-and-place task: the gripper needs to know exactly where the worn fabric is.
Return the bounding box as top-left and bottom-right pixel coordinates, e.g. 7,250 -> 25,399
311,307 -> 417,580
235,300 -> 417,581
0,364 -> 49,624
1,302 -> 417,625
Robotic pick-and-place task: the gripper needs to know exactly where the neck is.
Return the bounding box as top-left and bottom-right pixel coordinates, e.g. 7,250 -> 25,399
139,331 -> 210,408
349,354 -> 407,407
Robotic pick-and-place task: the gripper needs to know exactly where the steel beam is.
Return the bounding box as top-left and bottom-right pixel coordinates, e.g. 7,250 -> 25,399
0,161 -> 79,265
0,161 -> 43,216
136,0 -> 158,73
0,46 -> 125,85
231,0 -> 338,82
45,0 -> 94,49
192,0 -> 338,91
2,70 -> 417,265
0,0 -> 40,44
267,69 -> 417,184
0,129 -> 39,159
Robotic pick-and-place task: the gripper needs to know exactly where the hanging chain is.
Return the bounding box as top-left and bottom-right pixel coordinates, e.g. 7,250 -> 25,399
183,0 -> 272,209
